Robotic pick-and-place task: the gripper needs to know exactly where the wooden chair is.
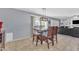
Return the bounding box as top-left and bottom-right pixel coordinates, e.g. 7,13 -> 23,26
41,27 -> 54,49
33,29 -> 42,46
41,26 -> 58,49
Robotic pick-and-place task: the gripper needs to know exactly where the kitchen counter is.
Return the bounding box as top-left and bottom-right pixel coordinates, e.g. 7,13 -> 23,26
59,26 -> 79,38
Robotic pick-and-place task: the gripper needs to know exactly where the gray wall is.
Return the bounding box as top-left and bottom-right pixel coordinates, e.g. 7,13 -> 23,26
0,8 -> 32,40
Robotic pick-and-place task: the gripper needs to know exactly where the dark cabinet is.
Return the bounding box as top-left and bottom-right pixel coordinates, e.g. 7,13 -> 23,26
59,26 -> 79,38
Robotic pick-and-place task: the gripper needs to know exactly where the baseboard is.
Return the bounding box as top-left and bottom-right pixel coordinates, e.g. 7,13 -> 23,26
5,36 -> 32,43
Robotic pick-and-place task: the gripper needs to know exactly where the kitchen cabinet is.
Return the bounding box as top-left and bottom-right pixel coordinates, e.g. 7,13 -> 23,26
59,26 -> 79,38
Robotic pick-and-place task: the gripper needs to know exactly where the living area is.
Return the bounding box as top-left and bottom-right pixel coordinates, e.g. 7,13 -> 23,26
0,8 -> 79,51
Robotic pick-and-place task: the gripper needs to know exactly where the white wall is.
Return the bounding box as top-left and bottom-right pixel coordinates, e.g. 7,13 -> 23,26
50,19 -> 59,27
59,15 -> 79,28
60,19 -> 70,26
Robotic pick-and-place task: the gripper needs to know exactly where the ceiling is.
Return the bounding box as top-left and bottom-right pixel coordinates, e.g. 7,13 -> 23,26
16,8 -> 79,19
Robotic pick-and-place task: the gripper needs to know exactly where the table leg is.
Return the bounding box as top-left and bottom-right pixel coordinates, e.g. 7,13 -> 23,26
40,33 -> 43,45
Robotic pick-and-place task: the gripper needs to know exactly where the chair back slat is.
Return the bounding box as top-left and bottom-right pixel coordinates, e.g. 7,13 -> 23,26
47,27 -> 53,37
52,26 -> 58,35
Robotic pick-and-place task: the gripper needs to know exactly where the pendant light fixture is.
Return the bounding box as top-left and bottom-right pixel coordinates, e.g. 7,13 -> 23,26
41,8 -> 47,21
42,8 -> 46,18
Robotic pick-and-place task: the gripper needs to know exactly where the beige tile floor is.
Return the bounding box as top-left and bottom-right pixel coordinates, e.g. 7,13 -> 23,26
1,34 -> 79,51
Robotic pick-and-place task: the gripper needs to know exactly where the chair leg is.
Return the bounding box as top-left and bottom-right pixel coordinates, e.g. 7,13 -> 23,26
56,34 -> 57,43
33,35 -> 34,42
41,40 -> 43,45
41,36 -> 43,45
46,39 -> 49,49
51,38 -> 54,46
36,36 -> 38,46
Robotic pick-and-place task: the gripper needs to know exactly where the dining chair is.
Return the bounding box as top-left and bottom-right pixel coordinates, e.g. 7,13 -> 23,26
41,26 -> 58,49
41,27 -> 54,49
33,29 -> 42,46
